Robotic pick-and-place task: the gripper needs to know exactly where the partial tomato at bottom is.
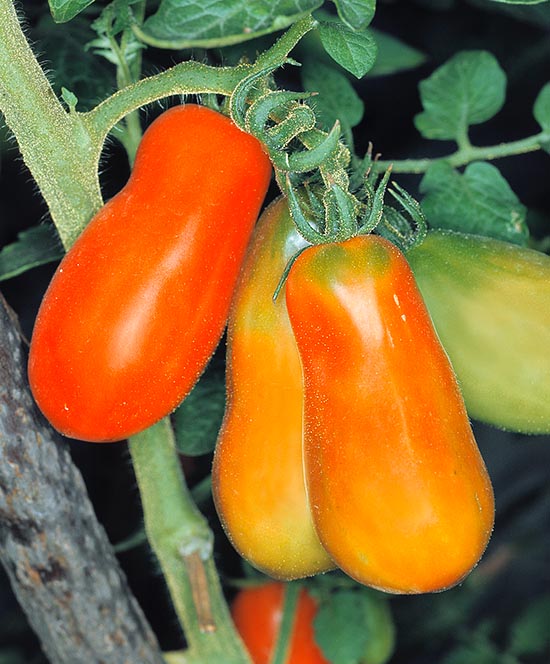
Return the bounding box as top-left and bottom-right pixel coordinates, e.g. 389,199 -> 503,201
231,583 -> 328,664
285,234 -> 494,594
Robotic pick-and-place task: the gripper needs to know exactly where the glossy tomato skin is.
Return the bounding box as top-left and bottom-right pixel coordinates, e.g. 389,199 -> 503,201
285,235 -> 494,594
28,104 -> 271,442
212,198 -> 333,579
231,583 -> 329,664
407,230 -> 550,434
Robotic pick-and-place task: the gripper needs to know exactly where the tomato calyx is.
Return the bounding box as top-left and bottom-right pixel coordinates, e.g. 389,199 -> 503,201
271,169 -> 394,300
229,60 -> 428,277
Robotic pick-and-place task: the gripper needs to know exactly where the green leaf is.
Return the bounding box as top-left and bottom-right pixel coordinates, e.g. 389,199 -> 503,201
507,596 -> 550,657
419,161 -> 529,245
48,0 -> 96,23
314,589 -> 395,664
358,592 -> 395,664
534,83 -> 550,133
333,0 -> 376,30
172,363 -> 226,456
318,21 -> 377,78
314,590 -> 370,663
368,28 -> 426,76
61,87 -> 79,112
139,0 -> 322,49
414,50 -> 506,141
34,14 -> 115,111
302,61 -> 364,132
0,226 -> 63,281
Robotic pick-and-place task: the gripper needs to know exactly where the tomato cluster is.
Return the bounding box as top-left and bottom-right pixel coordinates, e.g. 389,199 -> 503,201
29,104 -> 550,598
214,199 -> 495,594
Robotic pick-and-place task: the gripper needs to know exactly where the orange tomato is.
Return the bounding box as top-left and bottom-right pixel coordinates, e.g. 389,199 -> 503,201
213,198 -> 333,578
231,583 -> 329,664
28,104 -> 271,442
285,234 -> 494,593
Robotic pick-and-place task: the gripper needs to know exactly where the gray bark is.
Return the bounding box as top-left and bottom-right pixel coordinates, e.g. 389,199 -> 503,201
0,294 -> 165,664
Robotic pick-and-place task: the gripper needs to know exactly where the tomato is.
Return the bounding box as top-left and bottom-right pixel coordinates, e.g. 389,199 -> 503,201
407,230 -> 550,434
231,583 -> 328,664
28,104 -> 271,442
212,198 -> 333,579
285,235 -> 494,594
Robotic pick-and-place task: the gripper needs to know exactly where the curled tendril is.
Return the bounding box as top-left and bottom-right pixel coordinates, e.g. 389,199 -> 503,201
265,103 -> 317,150
357,167 -> 392,235
245,90 -> 316,146
378,183 -> 428,252
285,174 -> 326,245
321,185 -> 359,242
270,120 -> 342,173
229,64 -> 280,130
285,174 -> 360,245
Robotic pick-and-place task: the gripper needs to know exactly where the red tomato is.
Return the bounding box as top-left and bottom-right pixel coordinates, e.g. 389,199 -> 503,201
213,198 -> 333,579
285,235 -> 494,594
28,104 -> 271,442
231,583 -> 329,664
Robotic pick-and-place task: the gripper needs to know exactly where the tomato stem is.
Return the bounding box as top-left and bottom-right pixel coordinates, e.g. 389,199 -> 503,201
371,132 -> 549,174
270,583 -> 301,664
129,419 -> 251,663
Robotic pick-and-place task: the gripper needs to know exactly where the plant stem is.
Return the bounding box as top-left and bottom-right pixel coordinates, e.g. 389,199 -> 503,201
129,419 -> 251,664
373,132 -> 548,174
271,583 -> 301,664
0,0 -> 103,248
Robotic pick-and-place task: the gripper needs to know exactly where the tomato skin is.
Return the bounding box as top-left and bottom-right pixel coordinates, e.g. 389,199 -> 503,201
28,105 -> 271,442
407,230 -> 550,434
231,583 -> 329,664
212,198 -> 333,579
285,235 -> 494,594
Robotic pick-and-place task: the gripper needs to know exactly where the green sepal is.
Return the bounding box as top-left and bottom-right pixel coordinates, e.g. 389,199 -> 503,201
271,120 -> 341,172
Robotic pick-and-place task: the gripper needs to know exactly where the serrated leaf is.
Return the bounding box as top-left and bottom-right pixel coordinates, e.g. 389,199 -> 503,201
172,364 -> 226,456
333,0 -> 376,30
140,0 -> 322,49
0,226 -> 63,281
318,21 -> 377,78
369,28 -> 426,76
420,161 -> 528,245
302,61 -> 364,132
48,0 -> 96,23
534,83 -> 550,133
507,596 -> 550,656
414,51 -> 506,141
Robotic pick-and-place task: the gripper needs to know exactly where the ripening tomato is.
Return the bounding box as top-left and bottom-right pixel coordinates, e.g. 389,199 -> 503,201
407,230 -> 550,434
285,235 -> 494,594
212,198 -> 333,579
28,104 -> 271,442
231,583 -> 329,664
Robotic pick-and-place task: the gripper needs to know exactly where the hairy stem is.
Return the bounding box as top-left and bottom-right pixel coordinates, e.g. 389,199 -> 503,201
0,0 -> 102,248
129,420 -> 251,664
271,583 -> 301,664
373,132 -> 548,174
